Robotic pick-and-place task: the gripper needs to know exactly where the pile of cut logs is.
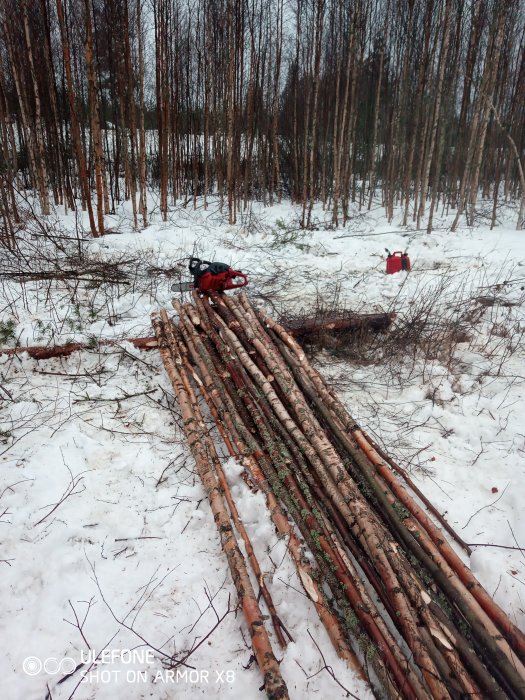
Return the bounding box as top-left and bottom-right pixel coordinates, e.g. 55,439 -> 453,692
152,291 -> 525,700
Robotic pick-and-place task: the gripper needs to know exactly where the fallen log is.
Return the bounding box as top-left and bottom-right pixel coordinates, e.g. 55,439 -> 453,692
285,311 -> 395,336
0,311 -> 394,359
0,336 -> 158,360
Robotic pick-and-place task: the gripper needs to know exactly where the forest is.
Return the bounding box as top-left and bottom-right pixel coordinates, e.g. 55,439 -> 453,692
0,0 -> 524,243
2,3 -> 525,699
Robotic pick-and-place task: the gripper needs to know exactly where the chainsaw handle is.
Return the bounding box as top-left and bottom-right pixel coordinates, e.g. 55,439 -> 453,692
189,257 -> 213,275
224,271 -> 249,289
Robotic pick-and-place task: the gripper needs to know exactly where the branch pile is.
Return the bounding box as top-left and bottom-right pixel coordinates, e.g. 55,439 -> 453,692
152,291 -> 525,700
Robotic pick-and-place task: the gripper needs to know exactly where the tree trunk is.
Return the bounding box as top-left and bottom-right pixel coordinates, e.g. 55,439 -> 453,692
84,0 -> 104,235
55,0 -> 98,236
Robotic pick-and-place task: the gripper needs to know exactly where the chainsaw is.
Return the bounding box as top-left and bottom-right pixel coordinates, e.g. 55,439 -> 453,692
172,257 -> 249,294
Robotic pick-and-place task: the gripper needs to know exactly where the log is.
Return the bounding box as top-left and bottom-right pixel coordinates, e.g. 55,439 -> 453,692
0,308 -> 394,360
285,311 -> 395,337
0,336 -> 158,360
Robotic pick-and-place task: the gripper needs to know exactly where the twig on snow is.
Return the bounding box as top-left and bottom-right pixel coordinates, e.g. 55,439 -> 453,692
508,520 -> 525,567
34,461 -> 90,527
461,482 -> 509,529
63,597 -> 96,649
294,629 -> 360,699
468,542 -> 525,553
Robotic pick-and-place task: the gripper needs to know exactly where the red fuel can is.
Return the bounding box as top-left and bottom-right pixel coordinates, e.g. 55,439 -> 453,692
386,251 -> 410,274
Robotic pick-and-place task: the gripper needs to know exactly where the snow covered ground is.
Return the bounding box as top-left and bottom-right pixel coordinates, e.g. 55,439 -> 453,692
1,195 -> 524,699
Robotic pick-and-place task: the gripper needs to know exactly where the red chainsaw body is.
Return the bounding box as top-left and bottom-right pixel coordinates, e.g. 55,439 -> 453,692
386,251 -> 411,274
188,257 -> 249,293
197,268 -> 249,292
